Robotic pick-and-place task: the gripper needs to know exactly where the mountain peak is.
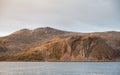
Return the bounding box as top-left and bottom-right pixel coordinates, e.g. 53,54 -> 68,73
12,29 -> 30,35
33,27 -> 66,34
34,27 -> 57,31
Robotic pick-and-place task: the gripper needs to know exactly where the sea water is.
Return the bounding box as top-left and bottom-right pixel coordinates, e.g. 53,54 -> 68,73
0,62 -> 119,75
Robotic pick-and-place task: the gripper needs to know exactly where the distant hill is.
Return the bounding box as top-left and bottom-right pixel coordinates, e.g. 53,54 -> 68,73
0,27 -> 120,61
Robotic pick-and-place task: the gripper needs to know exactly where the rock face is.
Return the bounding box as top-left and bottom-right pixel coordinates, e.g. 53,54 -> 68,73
0,27 -> 119,61
0,46 -> 8,53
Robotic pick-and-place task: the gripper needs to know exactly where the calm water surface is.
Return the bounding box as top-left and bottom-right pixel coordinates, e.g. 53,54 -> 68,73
0,62 -> 119,75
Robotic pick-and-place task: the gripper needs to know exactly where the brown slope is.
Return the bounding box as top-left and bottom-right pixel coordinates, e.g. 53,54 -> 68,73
0,27 -> 119,61
2,35 -> 119,61
0,27 -> 71,51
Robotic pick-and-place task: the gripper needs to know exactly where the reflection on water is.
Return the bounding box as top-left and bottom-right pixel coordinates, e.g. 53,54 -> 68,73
0,62 -> 119,75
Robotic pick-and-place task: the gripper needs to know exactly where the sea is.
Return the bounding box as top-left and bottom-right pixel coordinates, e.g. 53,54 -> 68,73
0,62 -> 119,75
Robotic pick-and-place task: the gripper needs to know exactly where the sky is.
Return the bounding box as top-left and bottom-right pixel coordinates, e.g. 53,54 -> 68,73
0,0 -> 120,36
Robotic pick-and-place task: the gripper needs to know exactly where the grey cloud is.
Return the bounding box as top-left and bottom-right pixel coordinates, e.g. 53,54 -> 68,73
0,0 -> 120,36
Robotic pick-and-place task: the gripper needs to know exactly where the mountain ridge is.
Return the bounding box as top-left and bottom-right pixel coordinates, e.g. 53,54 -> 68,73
0,27 -> 120,61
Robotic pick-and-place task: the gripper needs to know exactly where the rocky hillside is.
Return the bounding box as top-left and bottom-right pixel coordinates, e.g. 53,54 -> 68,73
0,27 -> 120,61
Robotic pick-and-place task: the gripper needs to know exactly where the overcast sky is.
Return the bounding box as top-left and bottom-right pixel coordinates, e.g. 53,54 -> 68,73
0,0 -> 120,36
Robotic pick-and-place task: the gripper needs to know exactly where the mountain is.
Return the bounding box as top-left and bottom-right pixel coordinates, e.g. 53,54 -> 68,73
0,27 -> 120,61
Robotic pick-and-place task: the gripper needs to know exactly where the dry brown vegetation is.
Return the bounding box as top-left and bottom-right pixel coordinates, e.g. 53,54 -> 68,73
0,27 -> 120,61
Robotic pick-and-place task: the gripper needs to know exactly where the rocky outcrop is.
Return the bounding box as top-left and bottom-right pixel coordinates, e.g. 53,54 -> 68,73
0,46 -> 8,53
43,36 -> 115,61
